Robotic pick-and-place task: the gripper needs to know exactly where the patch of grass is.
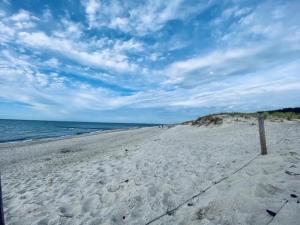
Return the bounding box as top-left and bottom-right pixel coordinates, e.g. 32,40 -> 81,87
263,112 -> 300,120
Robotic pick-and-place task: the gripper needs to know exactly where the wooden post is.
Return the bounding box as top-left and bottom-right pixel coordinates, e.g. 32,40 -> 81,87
258,113 -> 267,155
0,174 -> 4,225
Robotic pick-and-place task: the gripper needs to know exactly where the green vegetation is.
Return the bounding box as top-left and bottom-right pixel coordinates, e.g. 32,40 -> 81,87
221,111 -> 300,120
261,112 -> 300,120
192,115 -> 223,126
182,108 -> 300,125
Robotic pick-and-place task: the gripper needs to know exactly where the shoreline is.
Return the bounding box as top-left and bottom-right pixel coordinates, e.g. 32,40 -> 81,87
0,126 -> 153,149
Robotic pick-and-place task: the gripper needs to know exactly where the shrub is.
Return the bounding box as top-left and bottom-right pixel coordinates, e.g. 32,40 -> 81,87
192,116 -> 223,126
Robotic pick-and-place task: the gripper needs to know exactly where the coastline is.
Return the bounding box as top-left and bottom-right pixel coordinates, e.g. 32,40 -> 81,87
0,126 -> 152,149
1,117 -> 299,225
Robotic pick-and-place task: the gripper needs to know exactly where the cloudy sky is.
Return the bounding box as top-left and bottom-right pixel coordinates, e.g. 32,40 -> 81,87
0,0 -> 299,123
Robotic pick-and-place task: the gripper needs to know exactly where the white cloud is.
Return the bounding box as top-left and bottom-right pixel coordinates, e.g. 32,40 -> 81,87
164,46 -> 265,85
123,59 -> 300,111
0,21 -> 15,42
10,9 -> 38,29
164,0 -> 300,88
215,0 -> 300,47
42,8 -> 52,21
11,9 -> 31,21
127,0 -> 184,34
84,0 -> 101,27
45,57 -> 60,67
81,0 -> 212,35
113,39 -> 144,53
18,31 -> 137,73
0,8 -> 140,75
60,19 -> 83,39
0,10 -> 6,17
1,46 -> 299,118
0,50 -> 136,115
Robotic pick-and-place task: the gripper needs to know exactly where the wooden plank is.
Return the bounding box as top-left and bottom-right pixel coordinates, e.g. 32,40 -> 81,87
258,113 -> 267,155
0,174 -> 5,225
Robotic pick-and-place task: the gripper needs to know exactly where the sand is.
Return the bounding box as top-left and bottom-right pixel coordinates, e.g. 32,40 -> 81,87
0,117 -> 299,225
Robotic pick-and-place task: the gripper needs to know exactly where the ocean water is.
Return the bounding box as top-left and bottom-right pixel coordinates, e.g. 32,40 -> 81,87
0,119 -> 157,143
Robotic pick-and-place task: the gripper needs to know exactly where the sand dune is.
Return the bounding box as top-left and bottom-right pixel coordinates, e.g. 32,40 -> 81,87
0,117 -> 299,225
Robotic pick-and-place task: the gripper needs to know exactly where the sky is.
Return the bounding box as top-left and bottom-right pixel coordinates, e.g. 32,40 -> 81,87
0,0 -> 299,123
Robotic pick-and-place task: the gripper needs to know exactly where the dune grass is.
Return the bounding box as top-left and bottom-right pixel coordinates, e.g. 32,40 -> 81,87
261,112 -> 300,120
182,109 -> 300,125
225,111 -> 300,120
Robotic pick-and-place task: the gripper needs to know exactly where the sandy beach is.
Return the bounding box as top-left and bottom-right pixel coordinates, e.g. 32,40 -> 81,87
0,116 -> 299,225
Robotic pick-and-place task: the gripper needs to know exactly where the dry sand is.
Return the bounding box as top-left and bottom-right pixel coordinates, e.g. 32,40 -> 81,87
0,117 -> 299,225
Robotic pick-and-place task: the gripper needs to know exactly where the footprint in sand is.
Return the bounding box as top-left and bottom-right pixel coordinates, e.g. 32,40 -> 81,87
99,177 -> 108,185
130,207 -> 143,219
88,218 -> 103,225
36,218 -> 49,225
19,194 -> 27,200
162,192 -> 176,209
196,201 -> 228,224
148,185 -> 158,197
134,178 -> 143,186
106,183 -> 120,192
58,205 -> 75,218
128,195 -> 143,210
98,167 -> 105,173
81,196 -> 98,213
255,183 -> 283,197
110,209 -> 127,225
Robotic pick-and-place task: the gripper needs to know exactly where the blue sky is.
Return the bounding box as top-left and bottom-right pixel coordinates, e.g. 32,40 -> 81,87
0,0 -> 299,123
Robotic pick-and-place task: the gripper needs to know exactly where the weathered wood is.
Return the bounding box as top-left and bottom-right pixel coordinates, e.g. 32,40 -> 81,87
258,113 -> 267,155
0,174 -> 5,225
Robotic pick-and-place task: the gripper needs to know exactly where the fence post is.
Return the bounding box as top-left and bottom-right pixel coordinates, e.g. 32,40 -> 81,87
0,174 -> 4,225
258,113 -> 267,155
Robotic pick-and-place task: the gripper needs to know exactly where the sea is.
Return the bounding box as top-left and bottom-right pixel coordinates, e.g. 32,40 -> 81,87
0,119 -> 158,143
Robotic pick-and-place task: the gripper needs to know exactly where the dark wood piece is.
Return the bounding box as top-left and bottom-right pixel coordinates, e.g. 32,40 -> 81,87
258,113 -> 267,155
0,174 -> 5,225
